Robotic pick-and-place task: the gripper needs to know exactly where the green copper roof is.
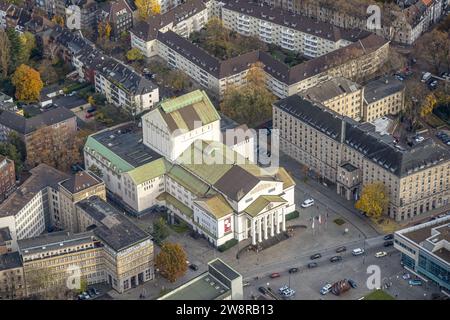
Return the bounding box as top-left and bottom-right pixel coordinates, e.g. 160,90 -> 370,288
127,158 -> 171,185
244,195 -> 287,218
167,165 -> 214,197
195,195 -> 233,220
157,192 -> 193,218
85,136 -> 134,173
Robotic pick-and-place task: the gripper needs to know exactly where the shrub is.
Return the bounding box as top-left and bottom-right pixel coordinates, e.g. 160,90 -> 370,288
218,239 -> 238,252
333,218 -> 346,226
285,211 -> 300,221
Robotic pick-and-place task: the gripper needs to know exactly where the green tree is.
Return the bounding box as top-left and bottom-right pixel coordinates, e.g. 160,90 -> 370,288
220,62 -> 275,127
6,28 -> 22,71
0,29 -> 11,78
355,182 -> 390,219
155,243 -> 188,283
152,217 -> 170,243
18,32 -> 36,64
126,48 -> 144,62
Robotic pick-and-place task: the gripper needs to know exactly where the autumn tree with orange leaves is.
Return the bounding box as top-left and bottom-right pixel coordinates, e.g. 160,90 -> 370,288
155,243 -> 188,283
11,64 -> 43,102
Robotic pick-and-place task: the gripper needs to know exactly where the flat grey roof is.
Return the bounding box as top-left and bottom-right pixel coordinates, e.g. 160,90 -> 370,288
341,163 -> 358,172
209,258 -> 241,281
91,123 -> 162,168
0,252 -> 22,271
159,272 -> 230,300
18,231 -> 96,256
76,196 -> 151,251
0,227 -> 12,245
364,76 -> 405,103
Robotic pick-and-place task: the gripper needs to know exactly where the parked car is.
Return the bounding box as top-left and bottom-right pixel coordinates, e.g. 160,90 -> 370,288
278,285 -> 289,294
301,198 -> 315,208
421,72 -> 432,82
270,272 -> 281,279
409,279 -> 423,286
348,279 -> 357,288
288,267 -> 299,274
415,136 -> 425,143
320,283 -> 332,295
88,288 -> 99,297
375,251 -> 387,258
383,234 -> 394,240
330,256 -> 342,263
310,253 -> 322,260
384,241 -> 394,247
78,292 -> 90,300
352,248 -> 365,256
243,281 -> 250,287
307,262 -> 318,268
281,288 -> 295,297
402,273 -> 411,280
189,264 -> 199,271
336,246 -> 347,253
258,287 -> 268,294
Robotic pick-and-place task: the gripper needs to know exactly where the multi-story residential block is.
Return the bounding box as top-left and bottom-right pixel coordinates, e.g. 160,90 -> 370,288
0,156 -> 15,202
301,77 -> 363,120
221,0 -> 367,58
0,164 -> 70,251
0,252 -> 25,299
85,90 -> 296,247
394,216 -> 450,291
143,29 -> 388,98
261,0 -> 447,45
159,258 -> 243,300
0,107 -> 77,167
274,95 -> 450,221
130,0 -> 209,57
362,76 -> 406,122
56,170 -> 106,232
98,0 -> 134,40
18,195 -> 154,295
94,60 -> 159,115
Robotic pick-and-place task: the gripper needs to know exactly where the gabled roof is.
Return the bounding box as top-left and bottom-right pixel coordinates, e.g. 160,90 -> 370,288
195,194 -> 233,220
156,90 -> 221,133
244,195 -> 287,217
213,165 -> 260,202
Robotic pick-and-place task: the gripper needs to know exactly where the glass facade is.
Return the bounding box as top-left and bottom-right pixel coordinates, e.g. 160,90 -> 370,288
417,252 -> 450,291
401,253 -> 415,269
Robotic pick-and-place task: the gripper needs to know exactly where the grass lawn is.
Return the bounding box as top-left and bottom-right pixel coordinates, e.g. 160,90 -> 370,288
333,218 -> 346,226
364,289 -> 395,300
370,217 -> 400,234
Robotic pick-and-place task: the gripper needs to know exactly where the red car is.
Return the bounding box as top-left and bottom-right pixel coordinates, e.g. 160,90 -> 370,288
270,273 -> 281,279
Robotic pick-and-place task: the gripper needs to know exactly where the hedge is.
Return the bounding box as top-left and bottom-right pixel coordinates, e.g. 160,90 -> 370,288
285,211 -> 300,221
218,239 -> 238,252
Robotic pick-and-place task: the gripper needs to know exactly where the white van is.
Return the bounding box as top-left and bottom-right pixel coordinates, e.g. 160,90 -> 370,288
352,248 -> 365,256
301,198 -> 315,208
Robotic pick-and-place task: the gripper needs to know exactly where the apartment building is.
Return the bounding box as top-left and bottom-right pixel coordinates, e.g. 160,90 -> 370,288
56,170 -> 106,233
0,164 -> 70,251
0,252 -> 25,299
98,0 -> 134,40
363,76 -> 406,122
94,61 -> 159,115
0,156 -> 15,202
301,77 -> 363,120
85,91 -> 296,247
274,95 -> 450,221
42,27 -> 159,114
221,0 -> 366,58
159,258 -> 243,300
130,0 -> 208,57
0,107 -> 77,167
142,29 -> 388,98
394,216 -> 450,291
261,0 -> 447,45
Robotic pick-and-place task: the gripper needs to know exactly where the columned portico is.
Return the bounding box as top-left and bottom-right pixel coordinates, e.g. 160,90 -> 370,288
264,215 -> 268,240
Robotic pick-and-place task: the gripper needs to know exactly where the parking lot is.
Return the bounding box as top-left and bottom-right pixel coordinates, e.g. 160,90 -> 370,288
244,246 -> 442,300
